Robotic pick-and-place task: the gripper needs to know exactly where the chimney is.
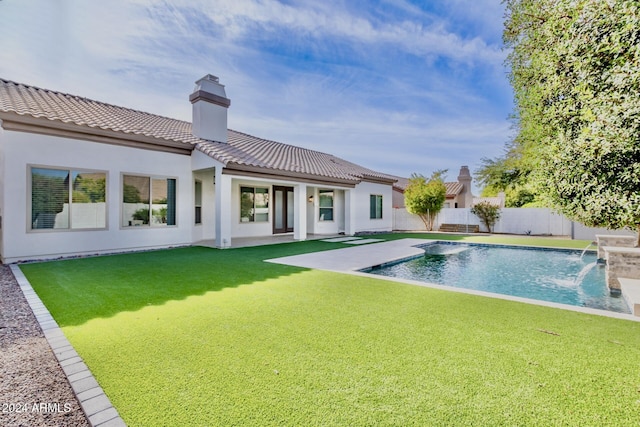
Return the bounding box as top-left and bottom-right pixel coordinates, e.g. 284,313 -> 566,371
189,74 -> 230,143
457,166 -> 473,208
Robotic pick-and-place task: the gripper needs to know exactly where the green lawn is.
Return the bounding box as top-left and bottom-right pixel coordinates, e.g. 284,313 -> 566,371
20,234 -> 640,426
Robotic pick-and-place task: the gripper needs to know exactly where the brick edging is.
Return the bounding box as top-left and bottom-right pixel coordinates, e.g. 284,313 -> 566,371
10,265 -> 126,427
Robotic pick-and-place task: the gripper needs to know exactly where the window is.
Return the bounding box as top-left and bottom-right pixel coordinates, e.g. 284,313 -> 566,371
122,175 -> 176,227
240,186 -> 269,222
195,180 -> 202,225
370,194 -> 383,219
30,167 -> 106,230
319,189 -> 334,221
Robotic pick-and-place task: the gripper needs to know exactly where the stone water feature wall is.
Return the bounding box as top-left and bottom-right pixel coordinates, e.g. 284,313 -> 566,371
597,235 -> 640,315
596,235 -> 636,260
602,247 -> 640,290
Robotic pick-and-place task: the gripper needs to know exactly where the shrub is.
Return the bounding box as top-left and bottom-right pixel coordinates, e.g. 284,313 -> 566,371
471,201 -> 501,233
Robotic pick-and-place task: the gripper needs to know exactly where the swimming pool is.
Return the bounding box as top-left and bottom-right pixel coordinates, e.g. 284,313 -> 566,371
363,242 -> 630,314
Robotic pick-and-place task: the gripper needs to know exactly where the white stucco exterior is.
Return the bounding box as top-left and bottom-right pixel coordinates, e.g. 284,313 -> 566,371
352,181 -> 393,233
0,130 -> 195,262
0,128 -> 395,262
0,76 -> 397,262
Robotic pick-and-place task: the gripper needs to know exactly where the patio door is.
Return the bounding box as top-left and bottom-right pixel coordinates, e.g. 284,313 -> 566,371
273,186 -> 294,234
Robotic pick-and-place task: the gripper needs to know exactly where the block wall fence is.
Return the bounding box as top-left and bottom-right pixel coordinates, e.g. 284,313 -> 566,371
393,207 -> 635,241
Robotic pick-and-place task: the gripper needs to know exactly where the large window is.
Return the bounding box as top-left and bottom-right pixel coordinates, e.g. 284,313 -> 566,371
370,194 -> 383,219
319,189 -> 334,221
122,175 -> 176,227
240,186 -> 269,222
30,167 -> 106,230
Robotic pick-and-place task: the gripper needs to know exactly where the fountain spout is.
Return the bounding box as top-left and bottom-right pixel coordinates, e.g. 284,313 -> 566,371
580,241 -> 597,261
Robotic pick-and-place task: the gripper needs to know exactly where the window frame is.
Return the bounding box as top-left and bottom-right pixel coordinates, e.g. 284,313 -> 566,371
121,173 -> 178,228
318,189 -> 334,222
194,180 -> 202,225
239,186 -> 270,223
28,165 -> 108,232
369,194 -> 383,220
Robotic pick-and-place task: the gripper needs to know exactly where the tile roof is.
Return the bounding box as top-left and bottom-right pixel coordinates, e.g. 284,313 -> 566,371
0,78 -> 199,147
197,131 -> 394,183
0,78 -> 394,185
391,175 -> 463,198
473,196 -> 504,207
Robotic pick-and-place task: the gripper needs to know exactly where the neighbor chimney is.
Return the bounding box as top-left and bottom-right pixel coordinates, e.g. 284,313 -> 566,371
457,166 -> 473,208
189,74 -> 230,143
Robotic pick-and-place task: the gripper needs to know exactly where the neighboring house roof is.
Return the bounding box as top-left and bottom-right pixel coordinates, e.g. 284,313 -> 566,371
473,196 -> 504,208
390,175 -> 463,198
0,78 -> 395,186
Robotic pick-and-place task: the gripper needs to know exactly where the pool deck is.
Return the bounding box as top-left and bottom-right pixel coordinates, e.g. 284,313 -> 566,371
266,238 -> 431,272
618,278 -> 640,316
267,238 -> 640,322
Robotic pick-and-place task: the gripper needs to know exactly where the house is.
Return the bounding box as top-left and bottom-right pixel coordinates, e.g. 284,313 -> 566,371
0,75 -> 396,263
391,166 -> 474,209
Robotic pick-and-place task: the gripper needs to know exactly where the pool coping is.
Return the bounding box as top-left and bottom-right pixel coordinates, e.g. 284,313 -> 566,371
267,238 -> 640,322
10,265 -> 126,427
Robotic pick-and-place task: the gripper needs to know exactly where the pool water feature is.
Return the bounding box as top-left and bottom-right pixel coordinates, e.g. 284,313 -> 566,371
364,242 -> 630,314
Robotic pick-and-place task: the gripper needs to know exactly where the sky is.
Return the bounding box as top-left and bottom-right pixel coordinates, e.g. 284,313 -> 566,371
0,0 -> 513,192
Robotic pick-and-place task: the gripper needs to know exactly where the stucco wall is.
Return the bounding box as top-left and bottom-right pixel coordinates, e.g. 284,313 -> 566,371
352,181 -> 393,233
1,130 -> 194,262
191,168 -> 216,243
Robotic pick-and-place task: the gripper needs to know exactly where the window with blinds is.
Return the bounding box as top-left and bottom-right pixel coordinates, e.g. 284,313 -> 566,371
30,167 -> 106,230
123,174 -> 176,227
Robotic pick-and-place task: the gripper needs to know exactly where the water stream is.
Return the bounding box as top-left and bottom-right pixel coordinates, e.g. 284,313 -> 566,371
574,261 -> 597,286
579,241 -> 597,261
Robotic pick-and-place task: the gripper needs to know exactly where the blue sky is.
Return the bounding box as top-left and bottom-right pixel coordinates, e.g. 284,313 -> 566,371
0,0 -> 512,191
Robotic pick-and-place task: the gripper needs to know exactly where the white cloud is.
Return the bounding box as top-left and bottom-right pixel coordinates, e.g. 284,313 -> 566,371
0,0 -> 512,192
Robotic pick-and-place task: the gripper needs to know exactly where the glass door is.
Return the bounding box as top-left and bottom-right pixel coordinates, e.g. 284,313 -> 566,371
273,186 -> 294,234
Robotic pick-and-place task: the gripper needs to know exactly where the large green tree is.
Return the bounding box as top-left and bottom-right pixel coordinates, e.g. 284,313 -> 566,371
404,171 -> 447,231
475,151 -> 540,207
504,0 -> 640,242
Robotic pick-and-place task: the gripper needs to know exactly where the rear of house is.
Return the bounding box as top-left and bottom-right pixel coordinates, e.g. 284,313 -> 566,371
0,75 -> 395,263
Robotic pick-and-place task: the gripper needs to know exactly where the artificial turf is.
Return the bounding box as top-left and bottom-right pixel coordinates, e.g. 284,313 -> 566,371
20,234 -> 640,426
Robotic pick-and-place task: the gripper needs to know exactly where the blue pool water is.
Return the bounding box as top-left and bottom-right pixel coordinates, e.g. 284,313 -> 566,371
364,242 -> 630,314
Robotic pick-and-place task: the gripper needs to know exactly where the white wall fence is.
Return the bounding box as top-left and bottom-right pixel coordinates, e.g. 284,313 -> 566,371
393,207 -> 635,241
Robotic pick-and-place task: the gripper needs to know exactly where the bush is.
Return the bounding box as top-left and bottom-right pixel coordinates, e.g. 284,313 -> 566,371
471,202 -> 501,233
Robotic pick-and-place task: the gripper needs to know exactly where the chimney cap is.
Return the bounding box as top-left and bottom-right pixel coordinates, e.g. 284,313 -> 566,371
198,74 -> 220,83
190,74 -> 230,108
458,165 -> 472,180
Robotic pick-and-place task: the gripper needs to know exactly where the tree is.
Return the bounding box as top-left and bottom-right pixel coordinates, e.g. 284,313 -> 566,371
123,184 -> 142,203
73,175 -> 106,203
504,0 -> 640,244
404,171 -> 447,231
471,201 -> 502,233
474,140 -> 542,207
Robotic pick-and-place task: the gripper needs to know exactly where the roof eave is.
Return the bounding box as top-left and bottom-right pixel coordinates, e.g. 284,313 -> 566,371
0,112 -> 195,155
359,174 -> 397,185
223,163 -> 360,187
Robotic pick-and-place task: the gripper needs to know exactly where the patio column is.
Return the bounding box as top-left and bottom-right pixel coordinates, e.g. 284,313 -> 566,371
344,189 -> 357,236
294,183 -> 307,241
215,170 -> 232,248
